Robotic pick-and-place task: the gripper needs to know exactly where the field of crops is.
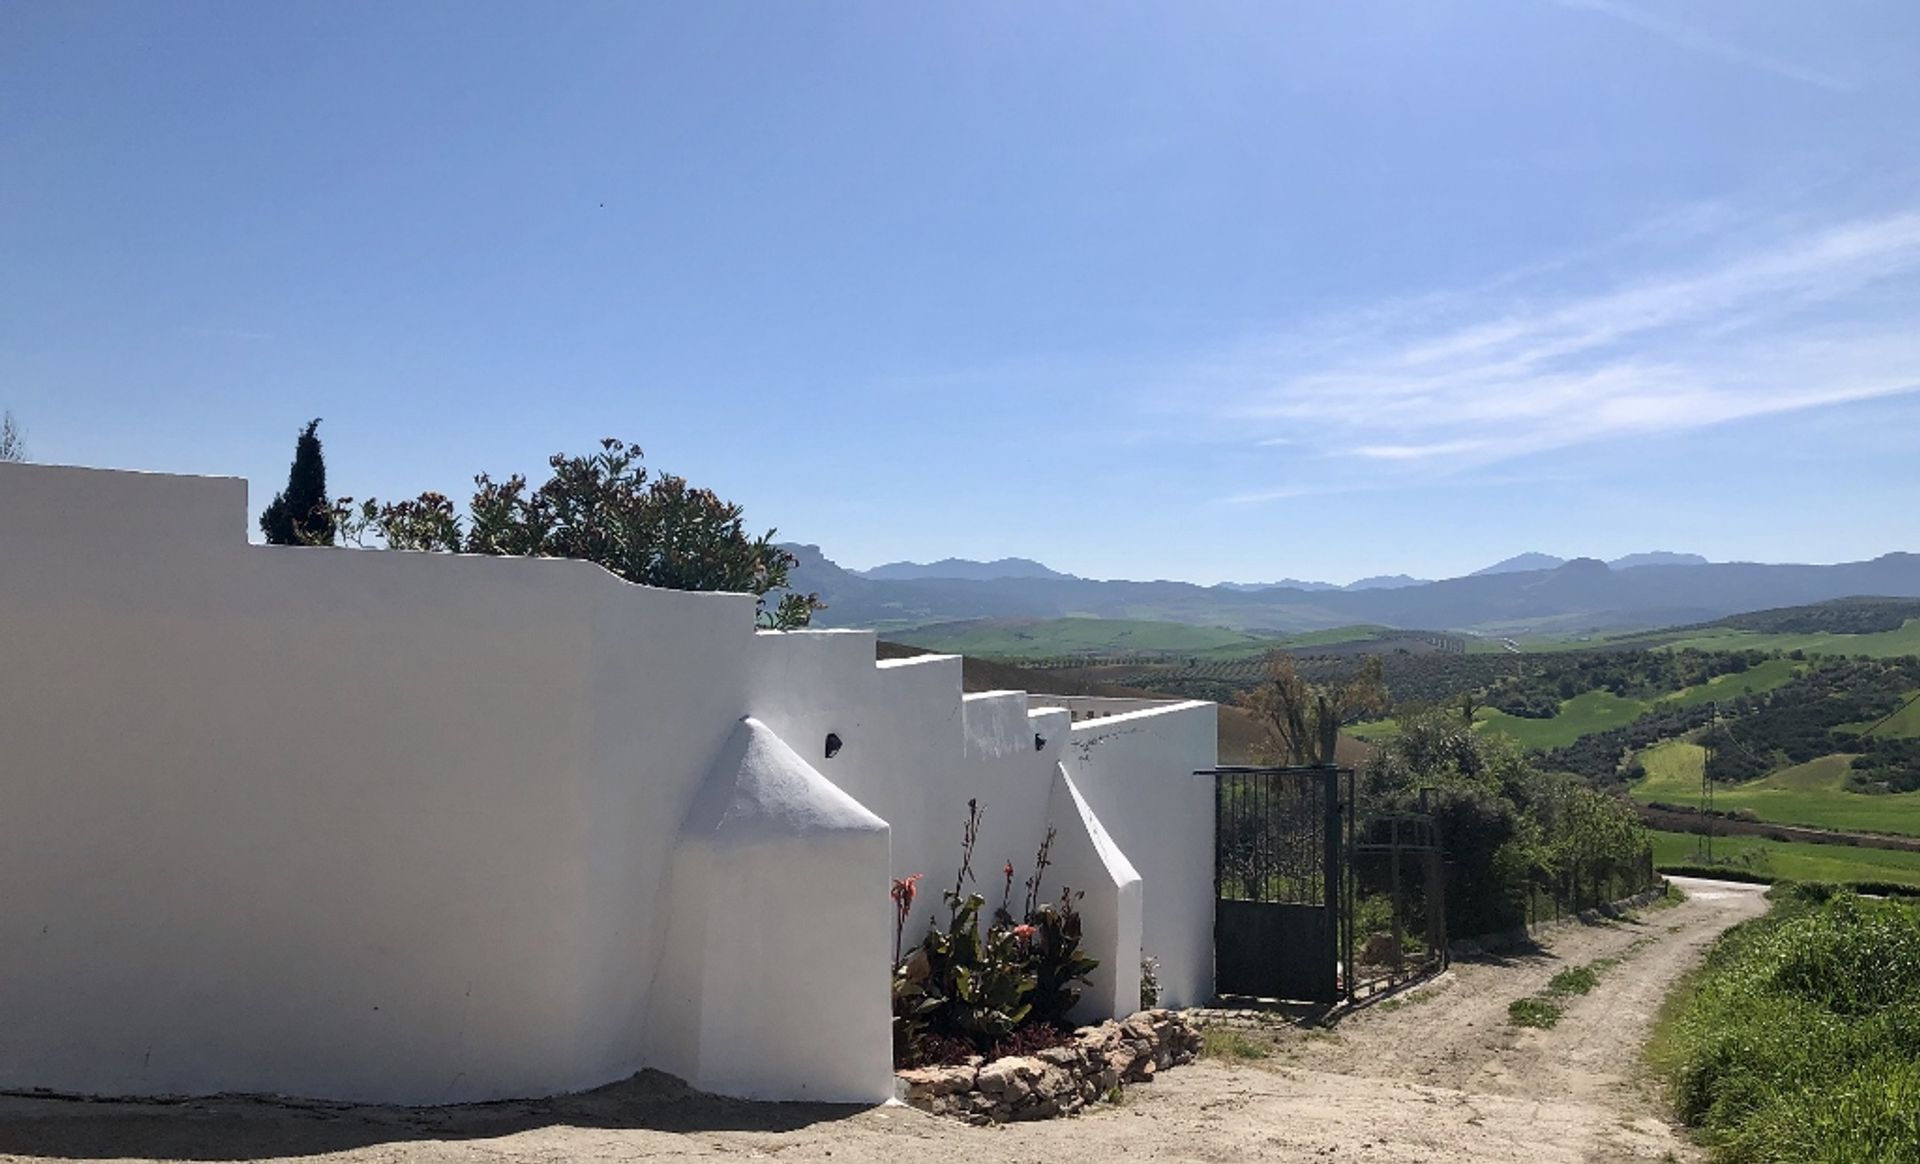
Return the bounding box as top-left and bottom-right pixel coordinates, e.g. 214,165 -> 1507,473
1631,740 -> 1920,837
1650,829 -> 1920,886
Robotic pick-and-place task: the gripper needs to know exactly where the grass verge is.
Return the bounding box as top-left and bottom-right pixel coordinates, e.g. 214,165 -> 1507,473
1650,882 -> 1920,1161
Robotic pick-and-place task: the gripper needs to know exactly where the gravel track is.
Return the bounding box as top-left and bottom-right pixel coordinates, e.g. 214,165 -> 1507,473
0,877 -> 1764,1164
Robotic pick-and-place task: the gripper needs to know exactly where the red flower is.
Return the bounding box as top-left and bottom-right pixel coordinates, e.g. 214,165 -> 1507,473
891,873 -> 923,912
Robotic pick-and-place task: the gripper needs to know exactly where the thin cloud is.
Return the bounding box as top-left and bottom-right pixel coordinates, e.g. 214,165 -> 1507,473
1555,0 -> 1852,92
1199,209 -> 1920,482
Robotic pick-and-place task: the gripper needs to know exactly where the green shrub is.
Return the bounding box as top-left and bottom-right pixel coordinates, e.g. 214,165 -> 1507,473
329,438 -> 819,628
892,800 -> 1099,1064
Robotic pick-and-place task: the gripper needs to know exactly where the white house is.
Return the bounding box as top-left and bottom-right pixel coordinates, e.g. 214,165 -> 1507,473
0,462 -> 1216,1107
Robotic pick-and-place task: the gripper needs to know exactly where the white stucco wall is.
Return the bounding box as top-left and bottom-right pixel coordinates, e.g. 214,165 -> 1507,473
1060,702 -> 1218,1009
1046,763 -> 1144,1021
0,464 -> 759,1104
746,633 -> 1070,946
646,718 -> 892,1102
0,461 -> 1216,1107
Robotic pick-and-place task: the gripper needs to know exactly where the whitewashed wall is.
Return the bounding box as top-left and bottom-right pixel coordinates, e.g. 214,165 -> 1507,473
0,462 -> 1215,1108
1058,702 -> 1219,1008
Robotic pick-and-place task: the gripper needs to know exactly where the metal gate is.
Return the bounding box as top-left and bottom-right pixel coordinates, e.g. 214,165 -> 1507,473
1209,765 -> 1352,1004
1348,809 -> 1448,998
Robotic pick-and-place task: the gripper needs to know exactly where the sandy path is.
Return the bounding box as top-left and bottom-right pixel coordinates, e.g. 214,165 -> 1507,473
0,877 -> 1764,1164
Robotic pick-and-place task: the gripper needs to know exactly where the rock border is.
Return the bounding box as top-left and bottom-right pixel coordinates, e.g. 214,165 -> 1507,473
895,1009 -> 1202,1123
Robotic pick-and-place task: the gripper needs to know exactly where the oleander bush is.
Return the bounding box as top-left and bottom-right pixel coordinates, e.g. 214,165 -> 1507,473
326,438 -> 820,628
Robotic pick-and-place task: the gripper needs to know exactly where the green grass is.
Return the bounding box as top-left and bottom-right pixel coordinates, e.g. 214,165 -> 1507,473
1651,889 -> 1920,1162
1475,689 -> 1652,750
1632,740 -> 1920,837
1346,718 -> 1402,744
1658,618 -> 1920,659
1651,830 -> 1920,888
1199,1027 -> 1272,1061
1660,658 -> 1801,709
1546,965 -> 1599,997
889,616 -> 1277,659
1507,997 -> 1562,1028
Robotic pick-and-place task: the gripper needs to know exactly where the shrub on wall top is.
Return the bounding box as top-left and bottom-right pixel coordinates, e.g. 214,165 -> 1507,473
325,438 -> 820,628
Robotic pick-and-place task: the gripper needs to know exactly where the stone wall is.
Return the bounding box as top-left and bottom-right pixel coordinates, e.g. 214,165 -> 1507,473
896,1009 -> 1203,1123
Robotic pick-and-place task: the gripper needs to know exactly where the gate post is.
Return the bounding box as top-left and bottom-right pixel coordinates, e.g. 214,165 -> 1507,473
1321,765 -> 1342,1004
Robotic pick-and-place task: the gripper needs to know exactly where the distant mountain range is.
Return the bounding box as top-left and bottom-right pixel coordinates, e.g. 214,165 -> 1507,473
1473,550 -> 1710,576
855,550 -> 1713,592
859,557 -> 1074,582
784,546 -> 1920,636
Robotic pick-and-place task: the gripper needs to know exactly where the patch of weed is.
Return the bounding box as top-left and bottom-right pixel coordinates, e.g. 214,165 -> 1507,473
1375,994 -> 1424,1014
1508,997 -> 1562,1028
1546,965 -> 1599,997
1200,1027 -> 1272,1061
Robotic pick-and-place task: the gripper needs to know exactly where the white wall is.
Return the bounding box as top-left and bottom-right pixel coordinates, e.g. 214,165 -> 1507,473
1060,702 -> 1218,1008
646,718 -> 892,1102
1046,764 -> 1144,1021
0,462 -> 1216,1107
0,464 -> 755,1104
746,633 -> 1070,945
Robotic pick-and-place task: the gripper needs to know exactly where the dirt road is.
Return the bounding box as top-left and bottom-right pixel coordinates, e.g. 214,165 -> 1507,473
0,877 -> 1765,1164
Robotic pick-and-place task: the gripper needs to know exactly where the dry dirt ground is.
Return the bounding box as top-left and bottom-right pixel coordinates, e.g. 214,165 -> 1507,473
0,877 -> 1764,1164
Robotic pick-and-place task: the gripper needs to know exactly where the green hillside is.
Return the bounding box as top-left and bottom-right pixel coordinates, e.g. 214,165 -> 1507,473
1475,690 -> 1651,750
1837,690 -> 1920,738
1631,740 -> 1920,837
1463,659 -> 1795,749
1661,656 -> 1799,707
1659,618 -> 1920,659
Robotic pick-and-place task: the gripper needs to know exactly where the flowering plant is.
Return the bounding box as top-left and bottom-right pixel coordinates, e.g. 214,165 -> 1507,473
891,799 -> 1100,1066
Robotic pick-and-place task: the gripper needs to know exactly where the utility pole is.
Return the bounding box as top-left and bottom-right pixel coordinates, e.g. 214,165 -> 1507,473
1702,702 -> 1717,864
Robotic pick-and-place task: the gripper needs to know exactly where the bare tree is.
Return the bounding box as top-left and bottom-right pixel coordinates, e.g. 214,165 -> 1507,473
1238,652 -> 1388,766
0,410 -> 23,462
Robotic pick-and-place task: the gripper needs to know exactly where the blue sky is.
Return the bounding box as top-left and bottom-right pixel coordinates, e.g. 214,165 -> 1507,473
4,1 -> 1917,584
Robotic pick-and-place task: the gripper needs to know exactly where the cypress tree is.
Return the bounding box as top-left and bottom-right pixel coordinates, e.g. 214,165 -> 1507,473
259,418 -> 335,545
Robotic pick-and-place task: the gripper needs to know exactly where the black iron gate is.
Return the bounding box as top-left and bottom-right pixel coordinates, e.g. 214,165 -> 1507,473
1209,765 -> 1352,1004
1348,809 -> 1448,998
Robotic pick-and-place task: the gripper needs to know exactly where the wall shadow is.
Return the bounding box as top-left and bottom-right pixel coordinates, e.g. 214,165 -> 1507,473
0,1071 -> 866,1162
